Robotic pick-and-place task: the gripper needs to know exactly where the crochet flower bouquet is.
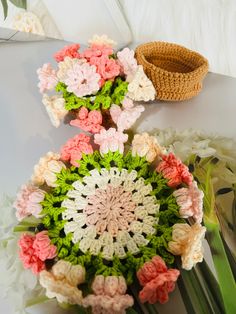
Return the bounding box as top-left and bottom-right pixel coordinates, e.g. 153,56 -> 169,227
12,36 -> 206,314
37,34 -> 155,130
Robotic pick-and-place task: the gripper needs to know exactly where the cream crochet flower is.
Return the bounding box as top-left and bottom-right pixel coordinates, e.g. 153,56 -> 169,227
168,223 -> 206,270
127,65 -> 156,101
42,94 -> 67,128
39,260 -> 85,304
31,152 -> 65,187
88,34 -> 117,47
12,11 -> 45,36
132,133 -> 164,162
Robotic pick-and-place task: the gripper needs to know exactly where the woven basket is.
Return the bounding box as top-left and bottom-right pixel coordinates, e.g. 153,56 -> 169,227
135,42 -> 209,101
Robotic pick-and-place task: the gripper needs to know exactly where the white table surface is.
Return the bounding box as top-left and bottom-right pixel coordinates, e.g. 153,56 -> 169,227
0,38 -> 235,314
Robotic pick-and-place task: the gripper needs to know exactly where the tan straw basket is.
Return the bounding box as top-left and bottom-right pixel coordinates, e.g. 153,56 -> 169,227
135,42 -> 209,101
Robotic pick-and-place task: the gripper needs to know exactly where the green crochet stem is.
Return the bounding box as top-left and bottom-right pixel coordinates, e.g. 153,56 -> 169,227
55,77 -> 128,111
39,150 -> 182,282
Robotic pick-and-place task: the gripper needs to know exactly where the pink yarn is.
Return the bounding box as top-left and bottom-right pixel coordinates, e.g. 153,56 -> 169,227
14,184 -> 45,221
60,133 -> 93,166
83,275 -> 133,314
157,153 -> 193,187
70,107 -> 103,134
89,55 -> 120,85
117,47 -> 138,79
33,231 -> 57,261
64,62 -> 100,97
81,44 -> 113,60
54,44 -> 80,62
173,181 -> 204,223
37,63 -> 58,94
137,256 -> 180,304
19,231 -> 56,274
94,128 -> 128,154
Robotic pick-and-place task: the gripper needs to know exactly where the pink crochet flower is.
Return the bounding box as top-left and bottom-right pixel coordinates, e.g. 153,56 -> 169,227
70,107 -> 103,134
110,102 -> 144,132
173,181 -> 204,223
137,256 -> 180,304
64,62 -> 100,97
18,231 -> 56,274
89,55 -> 120,84
14,184 -> 45,221
60,133 -> 93,166
33,231 -> 57,261
81,44 -> 113,60
83,275 -> 133,314
37,63 -> 58,94
54,44 -> 80,62
94,128 -> 128,154
117,47 -> 138,81
157,153 -> 193,187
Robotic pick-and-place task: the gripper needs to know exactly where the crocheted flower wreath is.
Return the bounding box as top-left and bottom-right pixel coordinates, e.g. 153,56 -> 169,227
37,34 -> 155,129
14,131 -> 206,313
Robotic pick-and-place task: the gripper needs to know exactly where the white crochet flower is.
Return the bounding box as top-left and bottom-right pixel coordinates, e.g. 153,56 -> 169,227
57,57 -> 86,83
168,223 -> 206,270
42,94 -> 68,128
39,260 -> 85,304
88,34 -> 117,47
12,11 -> 45,36
62,167 -> 160,260
127,65 -> 156,101
31,152 -> 66,187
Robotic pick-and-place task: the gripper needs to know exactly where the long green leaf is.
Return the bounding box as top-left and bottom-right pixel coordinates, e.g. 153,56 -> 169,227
9,0 -> 26,9
1,0 -> 8,19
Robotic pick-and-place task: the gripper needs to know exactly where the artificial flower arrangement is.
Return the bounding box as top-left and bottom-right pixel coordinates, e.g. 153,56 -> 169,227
13,118 -> 207,312
37,34 -> 155,130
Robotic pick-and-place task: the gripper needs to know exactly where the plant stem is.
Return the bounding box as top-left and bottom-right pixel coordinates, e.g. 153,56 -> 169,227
25,295 -> 49,307
205,222 -> 236,314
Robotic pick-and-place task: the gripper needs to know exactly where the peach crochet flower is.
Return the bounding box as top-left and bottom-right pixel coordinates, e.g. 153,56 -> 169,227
70,107 -> 103,134
19,231 -> 56,274
157,153 -> 193,187
42,94 -> 67,128
14,184 -> 45,221
54,43 -> 80,62
89,55 -> 120,84
168,223 -> 206,270
173,181 -> 204,223
39,260 -> 85,304
110,100 -> 144,132
117,47 -> 138,82
60,133 -> 93,166
137,256 -> 180,304
31,152 -> 65,187
83,275 -> 133,314
88,34 -> 117,48
94,128 -> 128,155
37,63 -> 58,94
64,62 -> 100,97
132,133 -> 163,162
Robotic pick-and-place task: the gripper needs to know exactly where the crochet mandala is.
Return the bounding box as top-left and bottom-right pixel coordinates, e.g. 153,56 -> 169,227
13,35 -> 206,314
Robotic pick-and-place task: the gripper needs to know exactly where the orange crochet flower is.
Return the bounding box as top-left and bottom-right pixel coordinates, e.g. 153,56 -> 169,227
137,256 -> 180,304
157,153 -> 193,187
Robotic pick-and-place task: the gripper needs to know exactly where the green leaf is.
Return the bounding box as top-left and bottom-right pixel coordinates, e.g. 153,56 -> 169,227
1,0 -> 8,20
9,0 -> 27,9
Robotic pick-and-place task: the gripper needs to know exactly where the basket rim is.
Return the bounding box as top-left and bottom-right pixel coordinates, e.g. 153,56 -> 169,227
135,41 -> 209,78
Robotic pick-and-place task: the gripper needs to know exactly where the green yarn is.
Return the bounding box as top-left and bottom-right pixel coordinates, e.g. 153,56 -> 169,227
55,77 -> 128,111
99,151 -> 124,170
124,152 -> 150,178
78,152 -> 101,176
54,167 -> 81,195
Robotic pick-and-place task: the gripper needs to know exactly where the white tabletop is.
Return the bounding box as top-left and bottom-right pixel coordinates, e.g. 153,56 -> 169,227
0,38 -> 235,314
